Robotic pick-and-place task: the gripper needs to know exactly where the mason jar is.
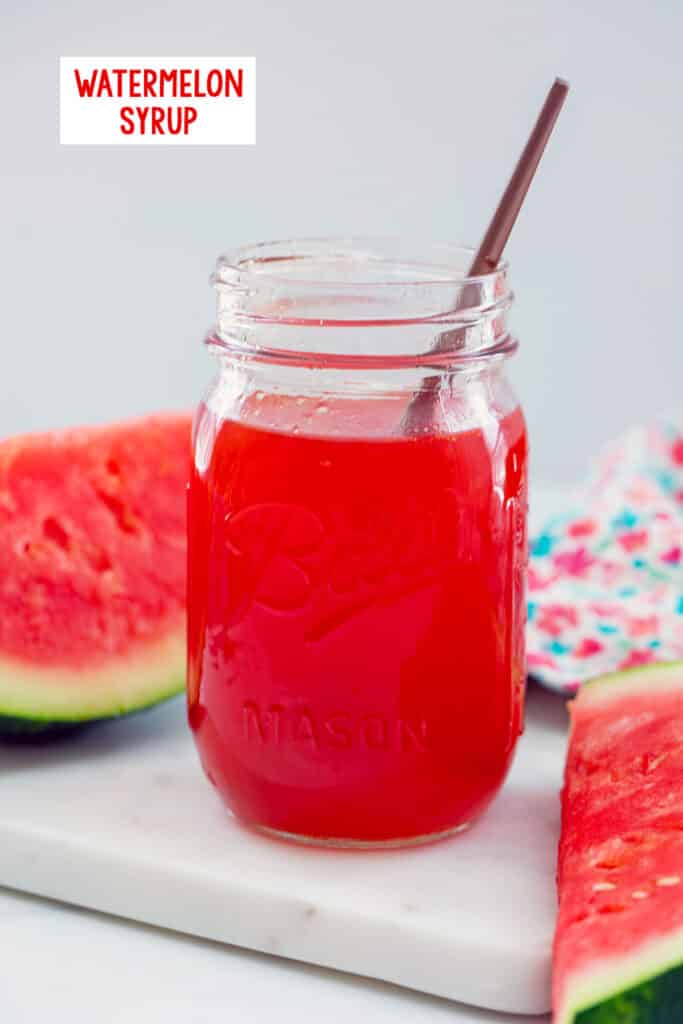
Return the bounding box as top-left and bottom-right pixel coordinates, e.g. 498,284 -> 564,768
188,237 -> 528,848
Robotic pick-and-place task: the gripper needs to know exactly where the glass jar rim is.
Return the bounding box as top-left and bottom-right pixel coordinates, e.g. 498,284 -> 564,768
210,236 -> 516,370
214,236 -> 509,290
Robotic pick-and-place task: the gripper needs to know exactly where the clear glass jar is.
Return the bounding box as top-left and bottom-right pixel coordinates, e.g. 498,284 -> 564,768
188,238 -> 528,848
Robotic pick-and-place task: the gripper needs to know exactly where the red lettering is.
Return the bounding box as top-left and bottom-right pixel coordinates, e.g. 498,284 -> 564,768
117,105 -> 197,135
119,107 -> 135,134
128,69 -> 141,97
226,68 -> 243,97
206,69 -> 223,96
167,107 -> 182,135
73,69 -> 97,98
180,68 -> 192,97
184,106 -> 198,133
143,68 -> 157,97
136,106 -> 149,133
150,107 -> 165,133
159,69 -> 177,96
73,65 -> 246,104
96,70 -> 113,98
193,69 -> 206,98
111,69 -> 126,96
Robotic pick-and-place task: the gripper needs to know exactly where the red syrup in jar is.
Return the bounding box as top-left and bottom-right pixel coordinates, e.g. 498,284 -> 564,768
188,398 -> 528,844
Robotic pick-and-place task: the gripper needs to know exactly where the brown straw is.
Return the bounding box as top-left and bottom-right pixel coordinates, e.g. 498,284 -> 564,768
403,77 -> 569,433
468,77 -> 569,277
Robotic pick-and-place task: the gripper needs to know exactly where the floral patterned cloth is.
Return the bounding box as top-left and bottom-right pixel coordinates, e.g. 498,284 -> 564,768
527,422 -> 683,695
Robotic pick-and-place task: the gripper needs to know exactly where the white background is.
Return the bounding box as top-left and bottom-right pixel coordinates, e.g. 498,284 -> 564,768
1,0 -> 682,483
0,884 -> 542,1024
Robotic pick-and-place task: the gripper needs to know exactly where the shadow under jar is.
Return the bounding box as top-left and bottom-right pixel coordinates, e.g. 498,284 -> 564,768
188,238 -> 528,848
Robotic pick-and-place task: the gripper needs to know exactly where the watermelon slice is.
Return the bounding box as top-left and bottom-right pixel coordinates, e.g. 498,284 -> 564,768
554,661 -> 683,1023
0,414 -> 190,733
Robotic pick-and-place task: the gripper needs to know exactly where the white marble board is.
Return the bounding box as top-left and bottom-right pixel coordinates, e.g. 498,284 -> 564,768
0,686 -> 567,1016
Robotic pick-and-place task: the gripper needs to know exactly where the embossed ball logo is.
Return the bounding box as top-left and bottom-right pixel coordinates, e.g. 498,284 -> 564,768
222,496 -> 467,640
225,502 -> 323,614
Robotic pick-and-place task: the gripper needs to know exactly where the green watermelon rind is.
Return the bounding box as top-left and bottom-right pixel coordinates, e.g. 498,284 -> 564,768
558,928 -> 683,1024
558,660 -> 683,1024
572,659 -> 683,710
0,680 -> 184,737
0,628 -> 186,736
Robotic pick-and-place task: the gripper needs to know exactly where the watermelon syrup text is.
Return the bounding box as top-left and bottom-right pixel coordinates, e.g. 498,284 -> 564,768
188,238 -> 528,847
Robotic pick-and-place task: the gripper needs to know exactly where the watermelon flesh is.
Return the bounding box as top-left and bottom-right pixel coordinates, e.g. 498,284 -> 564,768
554,662 -> 683,1023
0,414 -> 190,730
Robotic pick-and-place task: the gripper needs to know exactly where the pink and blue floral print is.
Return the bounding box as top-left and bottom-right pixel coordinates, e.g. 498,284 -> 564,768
527,423 -> 683,695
